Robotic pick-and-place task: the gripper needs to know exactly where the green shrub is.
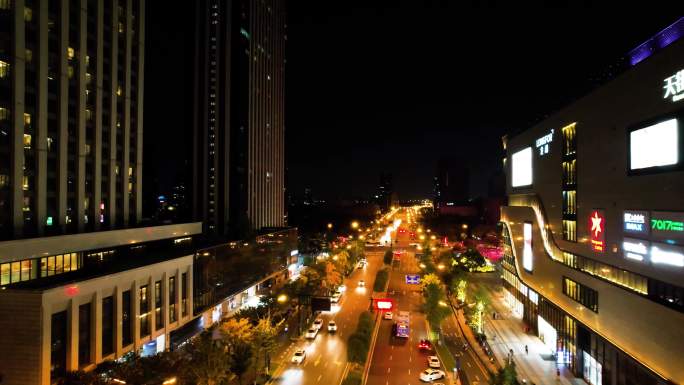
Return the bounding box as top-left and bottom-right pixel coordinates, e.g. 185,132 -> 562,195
373,269 -> 389,292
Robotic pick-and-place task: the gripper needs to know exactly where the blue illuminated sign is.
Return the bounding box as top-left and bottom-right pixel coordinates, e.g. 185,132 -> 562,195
405,275 -> 420,285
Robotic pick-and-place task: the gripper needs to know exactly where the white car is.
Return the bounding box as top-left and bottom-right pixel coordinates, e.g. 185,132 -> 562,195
337,284 -> 347,293
358,280 -> 365,287
428,355 -> 441,368
328,321 -> 337,332
420,369 -> 445,382
384,311 -> 393,320
313,318 -> 323,330
291,349 -> 306,364
305,328 -> 318,339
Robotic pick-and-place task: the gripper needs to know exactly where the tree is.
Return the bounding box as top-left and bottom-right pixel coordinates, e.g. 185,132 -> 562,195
220,317 -> 253,344
229,341 -> 253,385
332,250 -> 351,274
383,250 -> 393,265
489,362 -> 520,385
321,261 -> 343,291
420,273 -> 442,291
251,316 -> 282,377
184,332 -> 230,385
423,282 -> 451,330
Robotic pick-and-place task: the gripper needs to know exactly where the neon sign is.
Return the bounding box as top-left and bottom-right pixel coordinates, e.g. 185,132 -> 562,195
535,129 -> 554,156
623,210 -> 649,235
589,210 -> 605,253
651,219 -> 684,232
623,237 -> 649,261
663,69 -> 684,102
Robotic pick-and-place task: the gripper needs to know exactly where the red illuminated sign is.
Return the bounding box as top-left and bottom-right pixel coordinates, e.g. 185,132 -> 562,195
65,285 -> 80,297
589,209 -> 606,253
373,298 -> 394,310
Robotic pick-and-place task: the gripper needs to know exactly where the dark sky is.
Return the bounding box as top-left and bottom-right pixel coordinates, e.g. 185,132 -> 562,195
144,4 -> 677,204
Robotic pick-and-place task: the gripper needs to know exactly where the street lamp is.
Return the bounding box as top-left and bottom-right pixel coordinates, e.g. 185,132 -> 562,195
430,235 -> 436,240
351,221 -> 359,229
462,224 -> 468,229
438,263 -> 445,270
277,294 -> 289,304
327,223 -> 333,229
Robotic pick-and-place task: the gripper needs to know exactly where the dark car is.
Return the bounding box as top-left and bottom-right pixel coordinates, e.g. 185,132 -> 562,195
418,339 -> 434,351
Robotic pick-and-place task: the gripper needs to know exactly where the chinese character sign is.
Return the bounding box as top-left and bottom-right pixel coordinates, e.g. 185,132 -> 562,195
663,69 -> 684,102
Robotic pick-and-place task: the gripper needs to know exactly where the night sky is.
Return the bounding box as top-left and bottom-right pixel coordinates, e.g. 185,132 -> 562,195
144,5 -> 676,204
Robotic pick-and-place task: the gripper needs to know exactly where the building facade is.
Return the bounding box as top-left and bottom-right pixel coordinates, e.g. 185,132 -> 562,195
192,0 -> 286,237
0,0 -> 145,240
433,156 -> 469,210
501,27 -> 684,385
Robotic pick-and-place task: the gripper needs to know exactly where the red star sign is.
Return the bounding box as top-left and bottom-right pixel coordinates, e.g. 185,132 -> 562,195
591,212 -> 603,238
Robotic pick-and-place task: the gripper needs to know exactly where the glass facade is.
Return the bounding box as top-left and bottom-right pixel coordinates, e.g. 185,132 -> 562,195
50,311 -> 67,381
155,280 -> 162,330
169,275 -> 176,323
139,285 -> 149,338
562,123 -> 577,242
193,228 -> 297,315
563,276 -> 599,313
122,290 -> 132,346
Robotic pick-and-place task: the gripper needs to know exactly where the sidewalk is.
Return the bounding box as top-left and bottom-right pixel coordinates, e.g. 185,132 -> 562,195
478,280 -> 585,385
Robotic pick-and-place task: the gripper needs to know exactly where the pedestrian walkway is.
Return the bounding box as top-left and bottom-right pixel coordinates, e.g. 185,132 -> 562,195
478,280 -> 586,385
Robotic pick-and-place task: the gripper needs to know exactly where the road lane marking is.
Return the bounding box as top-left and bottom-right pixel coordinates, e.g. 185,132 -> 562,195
408,369 -> 411,375
409,356 -> 411,362
317,374 -> 322,382
387,368 -> 391,374
389,355 -> 392,360
467,362 -> 472,368
476,375 -> 480,381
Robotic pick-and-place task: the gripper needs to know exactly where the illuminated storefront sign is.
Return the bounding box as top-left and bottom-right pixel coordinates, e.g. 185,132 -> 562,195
535,129 -> 554,156
523,222 -> 533,272
623,237 -> 649,261
651,211 -> 684,240
650,243 -> 684,267
623,210 -> 649,235
589,210 -> 606,253
663,69 -> 684,102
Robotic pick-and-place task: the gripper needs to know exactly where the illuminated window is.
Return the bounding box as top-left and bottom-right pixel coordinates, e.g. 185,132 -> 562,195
24,112 -> 31,127
0,0 -> 10,10
0,60 -> 9,78
118,22 -> 124,33
85,109 -> 92,122
0,263 -> 9,285
25,49 -> 32,63
0,174 -> 7,187
0,107 -> 8,120
128,167 -> 132,176
67,47 -> 74,60
47,137 -> 53,151
84,143 -> 90,155
85,72 -> 92,85
562,123 -> 576,156
563,276 -> 598,312
562,190 -> 576,216
116,85 -> 122,96
562,220 -> 576,242
23,133 -> 31,149
115,165 -> 120,175
67,65 -> 74,79
24,6 -> 32,22
128,182 -> 132,192
22,196 -> 30,211
22,176 -> 29,190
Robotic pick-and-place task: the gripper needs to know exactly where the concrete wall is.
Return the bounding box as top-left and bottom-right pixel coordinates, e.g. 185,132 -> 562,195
0,255 -> 193,385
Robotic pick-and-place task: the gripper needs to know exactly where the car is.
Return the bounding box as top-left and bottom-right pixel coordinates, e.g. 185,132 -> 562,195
313,318 -> 323,330
291,349 -> 306,364
428,355 -> 441,368
418,339 -> 433,351
328,321 -> 337,332
358,280 -> 365,287
384,311 -> 393,320
419,369 -> 445,382
337,284 -> 347,292
305,328 -> 318,339
331,293 -> 342,303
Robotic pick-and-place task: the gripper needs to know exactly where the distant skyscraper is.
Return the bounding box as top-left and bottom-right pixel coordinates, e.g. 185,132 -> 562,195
192,0 -> 287,237
0,0 -> 144,240
433,157 -> 469,208
377,172 -> 393,210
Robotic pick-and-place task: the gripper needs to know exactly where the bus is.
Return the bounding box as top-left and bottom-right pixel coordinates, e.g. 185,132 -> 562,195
395,311 -> 410,338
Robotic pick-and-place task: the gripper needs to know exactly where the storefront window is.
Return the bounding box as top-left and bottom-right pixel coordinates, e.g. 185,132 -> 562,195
583,351 -> 602,385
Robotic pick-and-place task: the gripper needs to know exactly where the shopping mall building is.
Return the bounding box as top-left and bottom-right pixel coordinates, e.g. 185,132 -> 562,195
500,20 -> 684,385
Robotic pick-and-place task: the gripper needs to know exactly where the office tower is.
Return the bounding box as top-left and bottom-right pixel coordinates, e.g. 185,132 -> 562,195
433,157 -> 469,209
501,21 -> 684,385
192,0 -> 287,237
0,0 -> 144,240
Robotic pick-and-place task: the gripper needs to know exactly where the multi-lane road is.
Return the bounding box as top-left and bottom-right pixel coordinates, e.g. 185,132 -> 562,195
272,249 -> 385,385
272,207 -> 489,385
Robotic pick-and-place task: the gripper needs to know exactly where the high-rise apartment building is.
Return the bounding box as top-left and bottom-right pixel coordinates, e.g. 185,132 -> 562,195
0,0 -> 144,240
192,0 -> 286,237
